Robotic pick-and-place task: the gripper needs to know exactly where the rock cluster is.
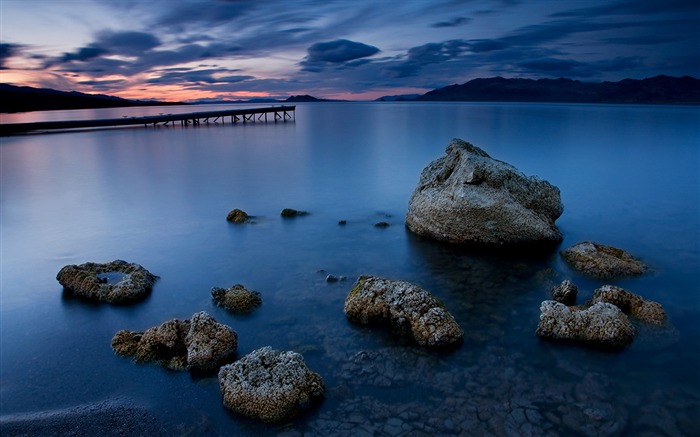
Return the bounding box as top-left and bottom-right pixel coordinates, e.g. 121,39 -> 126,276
588,285 -> 666,325
56,260 -> 158,304
405,139 -> 563,246
211,284 -> 262,313
218,346 -> 324,423
561,241 -> 647,278
344,275 -> 463,347
226,209 -> 250,223
536,301 -> 635,348
112,311 -> 237,372
552,280 -> 578,305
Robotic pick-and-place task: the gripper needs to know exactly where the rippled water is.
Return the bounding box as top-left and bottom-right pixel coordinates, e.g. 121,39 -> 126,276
1,102 -> 698,435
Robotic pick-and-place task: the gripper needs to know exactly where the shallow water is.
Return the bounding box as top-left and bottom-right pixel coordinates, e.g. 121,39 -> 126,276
1,102 -> 699,436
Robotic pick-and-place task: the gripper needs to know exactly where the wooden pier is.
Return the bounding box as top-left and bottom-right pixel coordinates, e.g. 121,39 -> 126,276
0,105 -> 295,136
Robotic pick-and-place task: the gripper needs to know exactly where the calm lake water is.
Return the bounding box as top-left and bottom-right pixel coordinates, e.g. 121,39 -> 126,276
1,102 -> 699,436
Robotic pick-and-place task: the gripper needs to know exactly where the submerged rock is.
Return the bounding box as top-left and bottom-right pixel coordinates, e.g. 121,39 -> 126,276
218,346 -> 324,423
536,301 -> 635,349
281,208 -> 308,217
211,284 -> 262,314
56,260 -> 158,304
552,280 -> 578,306
405,139 -> 563,246
226,208 -> 250,223
344,275 -> 463,347
588,285 -> 666,325
112,311 -> 237,372
560,241 -> 647,278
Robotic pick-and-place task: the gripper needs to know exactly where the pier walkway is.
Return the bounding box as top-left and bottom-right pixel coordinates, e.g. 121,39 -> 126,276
0,105 -> 295,136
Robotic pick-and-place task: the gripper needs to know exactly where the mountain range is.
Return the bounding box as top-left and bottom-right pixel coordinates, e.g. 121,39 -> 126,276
1,75 -> 698,113
412,75 -> 700,104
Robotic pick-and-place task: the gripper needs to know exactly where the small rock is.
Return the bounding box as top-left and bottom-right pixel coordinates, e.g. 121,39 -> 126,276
281,208 -> 308,217
374,222 -> 390,228
552,280 -> 578,305
338,220 -> 347,225
211,284 -> 262,314
561,241 -> 647,278
226,208 -> 250,223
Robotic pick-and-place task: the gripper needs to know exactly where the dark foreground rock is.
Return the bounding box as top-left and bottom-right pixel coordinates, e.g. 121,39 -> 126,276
536,301 -> 635,348
588,285 -> 666,325
112,311 -> 237,372
344,275 -> 463,347
226,208 -> 250,223
552,280 -> 578,305
0,397 -> 167,437
218,346 -> 324,423
561,241 -> 647,278
405,139 -> 563,246
56,260 -> 157,304
211,284 -> 262,313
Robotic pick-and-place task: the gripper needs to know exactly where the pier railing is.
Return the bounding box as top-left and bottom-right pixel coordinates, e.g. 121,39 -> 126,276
0,105 -> 295,136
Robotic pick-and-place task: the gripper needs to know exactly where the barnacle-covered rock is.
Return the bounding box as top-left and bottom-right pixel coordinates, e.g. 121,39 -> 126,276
211,284 -> 262,314
536,301 -> 635,349
57,260 -> 157,304
344,275 -> 463,347
406,139 -> 563,246
552,280 -> 578,306
112,311 -> 237,372
218,347 -> 324,423
588,285 -> 666,325
561,241 -> 647,278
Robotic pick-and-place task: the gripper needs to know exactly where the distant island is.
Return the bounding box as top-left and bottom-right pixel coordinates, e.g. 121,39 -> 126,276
2,75 -> 698,113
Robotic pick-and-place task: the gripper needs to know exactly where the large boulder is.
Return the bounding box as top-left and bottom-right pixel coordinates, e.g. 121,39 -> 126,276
560,241 -> 647,278
218,346 -> 324,423
57,260 -> 158,304
536,301 -> 635,349
344,275 -> 463,347
112,311 -> 237,372
405,139 -> 563,246
588,285 -> 666,325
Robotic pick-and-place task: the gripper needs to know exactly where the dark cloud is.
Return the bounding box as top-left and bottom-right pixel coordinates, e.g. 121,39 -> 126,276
301,39 -> 379,72
58,46 -> 107,64
0,42 -> 22,69
383,40 -> 470,78
431,16 -> 471,28
95,31 -> 161,55
550,0 -> 700,18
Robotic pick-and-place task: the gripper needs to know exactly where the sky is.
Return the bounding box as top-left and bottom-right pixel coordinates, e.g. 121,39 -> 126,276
1,0 -> 698,101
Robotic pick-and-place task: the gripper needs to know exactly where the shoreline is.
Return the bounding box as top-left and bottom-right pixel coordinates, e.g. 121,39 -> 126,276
0,397 -> 168,436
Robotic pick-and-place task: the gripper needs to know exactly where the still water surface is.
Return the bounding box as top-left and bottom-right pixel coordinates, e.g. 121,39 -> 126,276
1,102 -> 699,435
